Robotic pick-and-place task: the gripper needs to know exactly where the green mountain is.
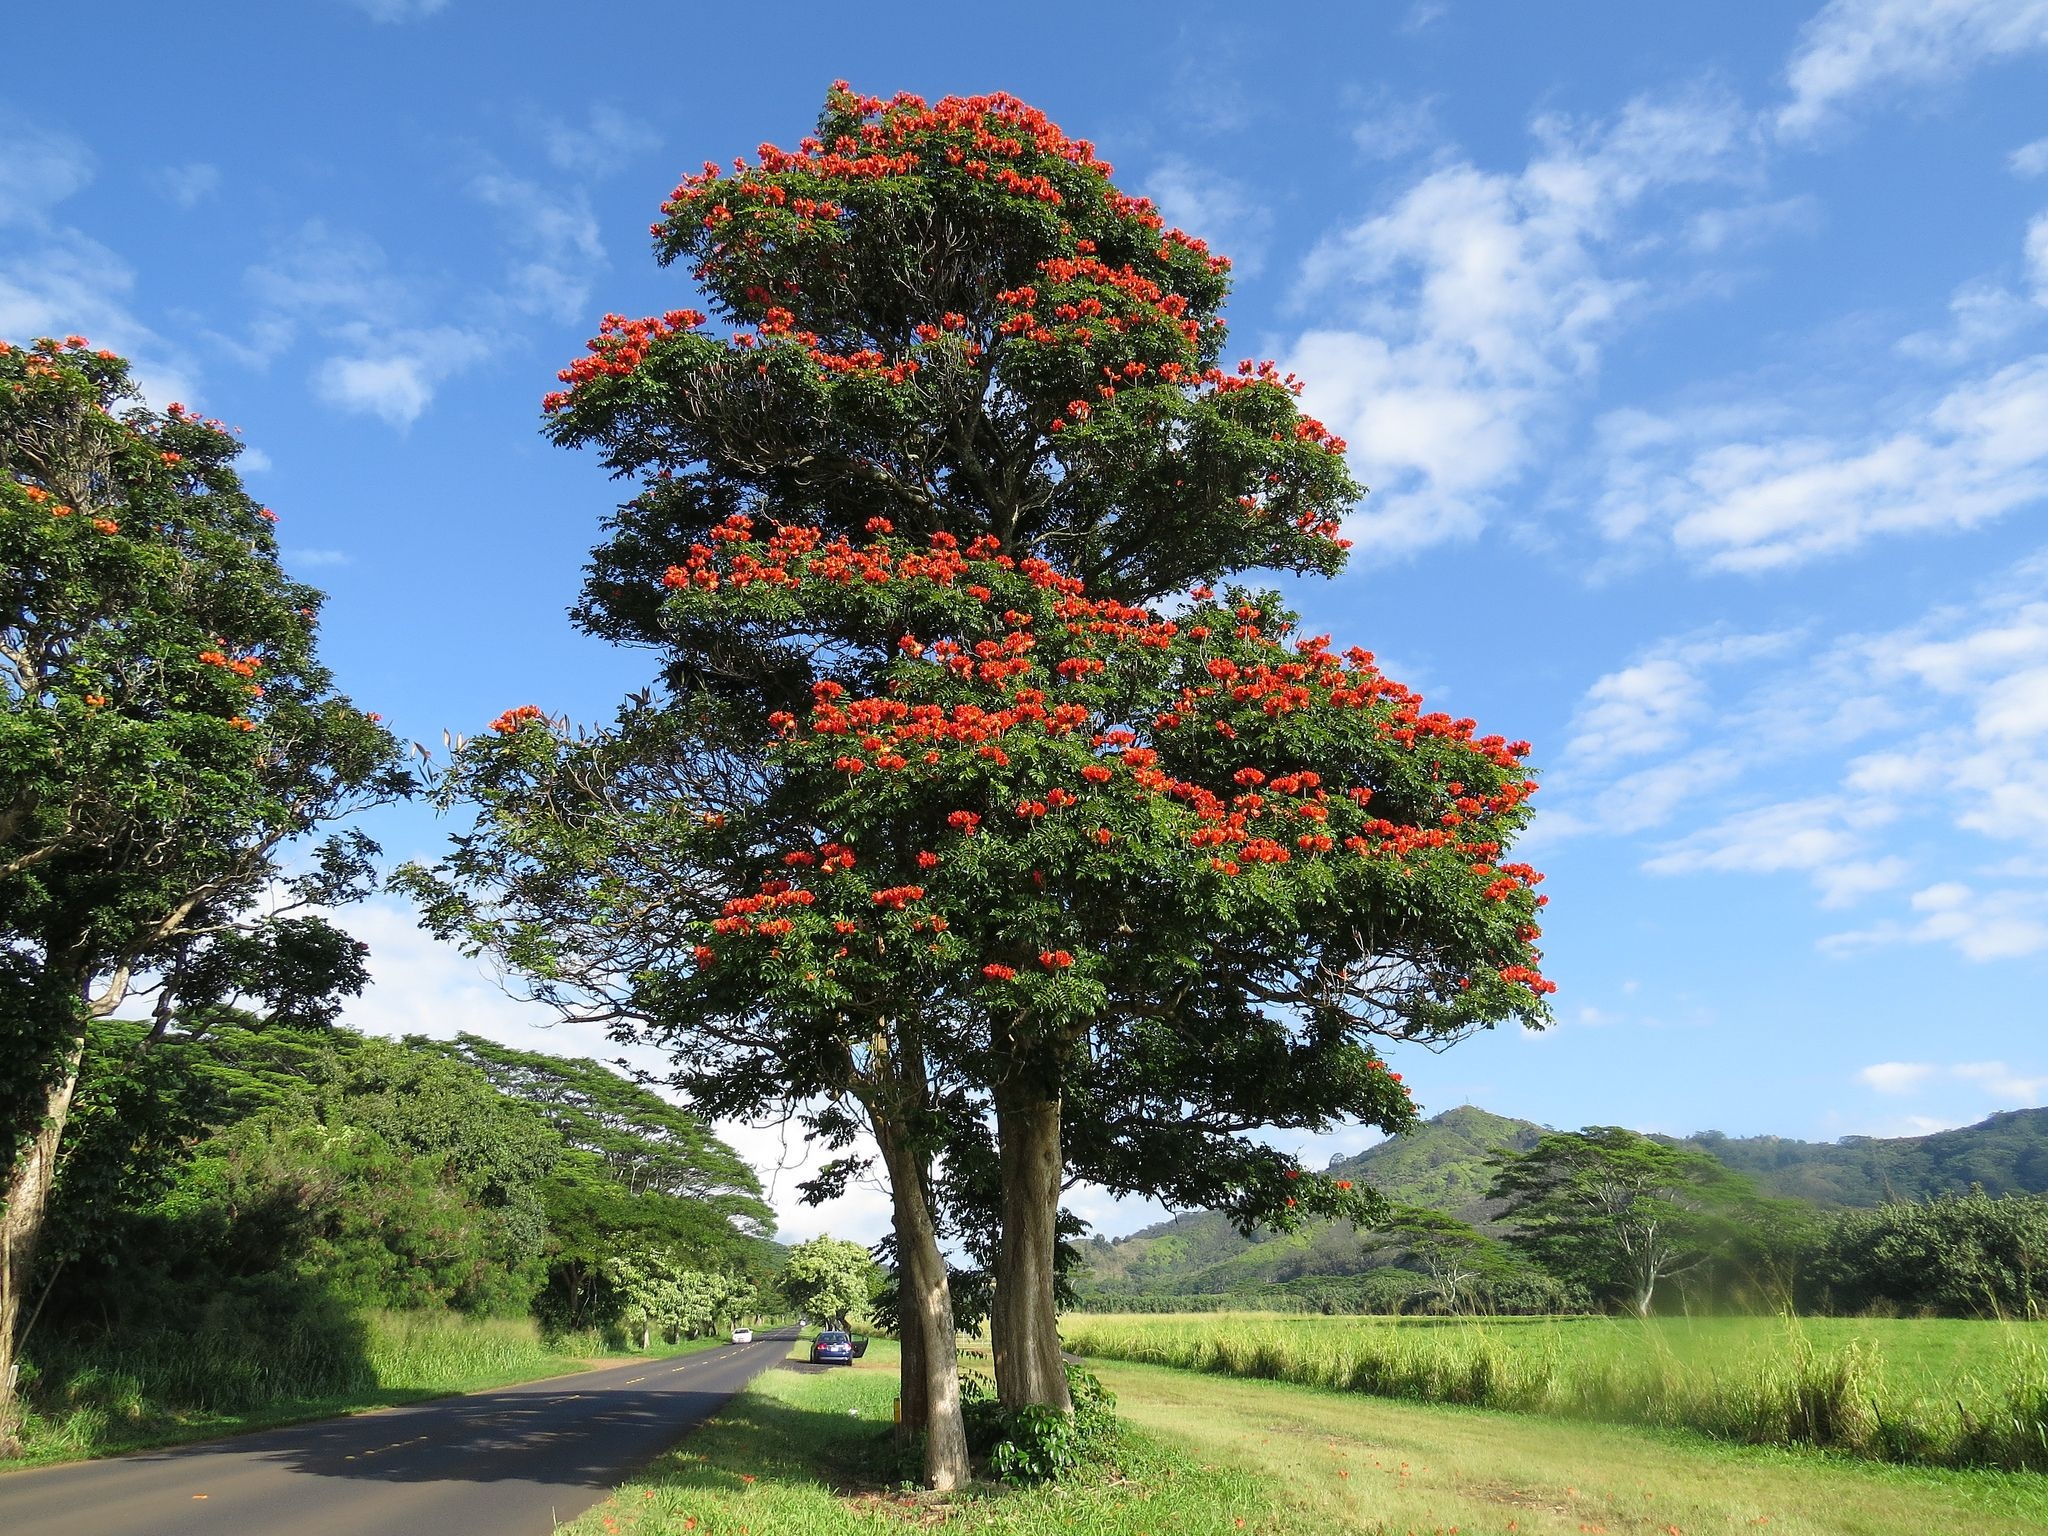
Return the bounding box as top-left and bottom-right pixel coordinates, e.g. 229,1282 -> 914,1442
1075,1104 -> 2048,1297
1683,1107 -> 2048,1206
1077,1107 -> 1545,1295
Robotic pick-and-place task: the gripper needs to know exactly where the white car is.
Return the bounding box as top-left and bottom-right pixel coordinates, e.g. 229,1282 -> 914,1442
730,1327 -> 753,1344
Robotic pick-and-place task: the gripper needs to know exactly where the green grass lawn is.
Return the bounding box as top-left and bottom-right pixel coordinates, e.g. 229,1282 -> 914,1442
559,1338 -> 2048,1536
1061,1311 -> 2048,1469
3,1312 -> 728,1469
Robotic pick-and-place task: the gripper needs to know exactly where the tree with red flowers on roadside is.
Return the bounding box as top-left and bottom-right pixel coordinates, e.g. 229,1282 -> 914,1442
404,84 -> 1552,1490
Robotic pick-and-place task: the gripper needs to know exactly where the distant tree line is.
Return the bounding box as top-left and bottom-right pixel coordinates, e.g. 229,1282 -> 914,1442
1074,1127 -> 2048,1320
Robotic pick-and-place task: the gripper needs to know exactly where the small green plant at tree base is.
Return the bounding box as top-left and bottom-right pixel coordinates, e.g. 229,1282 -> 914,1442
969,1364 -> 1119,1482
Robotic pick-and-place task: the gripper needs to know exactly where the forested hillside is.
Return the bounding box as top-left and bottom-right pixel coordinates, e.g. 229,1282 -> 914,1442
1687,1109 -> 2048,1205
1076,1104 -> 2048,1300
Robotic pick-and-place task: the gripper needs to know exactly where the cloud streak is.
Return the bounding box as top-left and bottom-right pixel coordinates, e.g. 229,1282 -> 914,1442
1778,0 -> 2048,138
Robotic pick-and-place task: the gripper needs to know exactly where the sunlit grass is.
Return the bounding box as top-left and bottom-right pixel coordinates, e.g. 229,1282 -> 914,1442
562,1338 -> 2048,1536
1062,1311 -> 2048,1470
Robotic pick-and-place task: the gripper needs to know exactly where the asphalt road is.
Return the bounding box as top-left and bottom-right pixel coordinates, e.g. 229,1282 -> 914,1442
0,1327 -> 799,1536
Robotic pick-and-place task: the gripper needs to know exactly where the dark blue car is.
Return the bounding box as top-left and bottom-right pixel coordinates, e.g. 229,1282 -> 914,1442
809,1329 -> 855,1365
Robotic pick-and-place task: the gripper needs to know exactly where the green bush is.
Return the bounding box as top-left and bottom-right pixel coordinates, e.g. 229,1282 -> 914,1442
964,1365 -> 1120,1482
1807,1192 -> 2048,1318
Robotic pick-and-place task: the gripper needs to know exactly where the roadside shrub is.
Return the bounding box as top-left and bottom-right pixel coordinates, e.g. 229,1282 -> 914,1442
967,1365 -> 1120,1482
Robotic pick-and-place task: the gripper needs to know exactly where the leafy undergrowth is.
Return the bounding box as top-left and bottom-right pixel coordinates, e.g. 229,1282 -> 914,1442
5,1311 -> 723,1468
562,1341 -> 2048,1536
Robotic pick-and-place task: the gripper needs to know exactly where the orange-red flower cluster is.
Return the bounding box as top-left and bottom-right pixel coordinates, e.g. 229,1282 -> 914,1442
489,704 -> 547,735
543,310 -> 706,412
654,519 -> 1555,1006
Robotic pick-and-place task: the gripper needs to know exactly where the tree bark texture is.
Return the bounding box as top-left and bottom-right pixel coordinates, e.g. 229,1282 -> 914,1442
0,1031 -> 88,1453
990,1084 -> 1072,1414
873,1116 -> 969,1489
896,1287 -> 929,1438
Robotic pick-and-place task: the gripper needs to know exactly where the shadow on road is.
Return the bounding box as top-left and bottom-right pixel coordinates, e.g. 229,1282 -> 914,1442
96,1363 -> 759,1490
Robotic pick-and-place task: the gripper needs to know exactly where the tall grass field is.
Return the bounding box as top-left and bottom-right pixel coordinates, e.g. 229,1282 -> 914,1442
1062,1312 -> 2048,1471
9,1308 -> 635,1465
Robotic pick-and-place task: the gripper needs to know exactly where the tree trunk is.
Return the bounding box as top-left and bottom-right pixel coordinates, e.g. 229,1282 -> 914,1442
897,1284 -> 929,1436
990,1084 -> 1071,1414
0,1031 -> 88,1454
873,1117 -> 969,1490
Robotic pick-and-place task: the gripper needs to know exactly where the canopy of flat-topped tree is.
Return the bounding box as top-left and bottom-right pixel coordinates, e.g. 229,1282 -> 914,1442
429,1033 -> 774,1233
416,522 -> 1553,1226
544,85 -> 1358,635
1488,1127 -> 1785,1311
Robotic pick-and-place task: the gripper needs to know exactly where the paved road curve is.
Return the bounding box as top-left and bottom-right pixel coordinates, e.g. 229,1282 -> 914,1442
0,1328 -> 799,1536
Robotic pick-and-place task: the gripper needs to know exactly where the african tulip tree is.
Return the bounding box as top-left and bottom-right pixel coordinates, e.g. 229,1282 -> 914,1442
410,533 -> 1553,1438
635,521 -> 1552,1405
410,83 -> 1552,1481
0,337 -> 408,1448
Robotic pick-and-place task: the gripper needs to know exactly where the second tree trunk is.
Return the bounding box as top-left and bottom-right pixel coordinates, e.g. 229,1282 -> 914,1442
990,1085 -> 1072,1414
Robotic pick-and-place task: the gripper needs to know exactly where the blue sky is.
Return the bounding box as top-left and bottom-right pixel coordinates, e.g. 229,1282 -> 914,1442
8,0 -> 2048,1241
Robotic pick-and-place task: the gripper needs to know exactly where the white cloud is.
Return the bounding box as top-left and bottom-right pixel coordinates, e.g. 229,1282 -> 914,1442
1291,89 -> 1755,554
1401,0 -> 1449,33
0,121 -> 94,224
1812,854 -> 1912,907
312,327 -> 494,428
1583,753 -> 1747,838
1347,87 -> 1440,162
1551,555 -> 2048,946
247,223 -> 497,425
543,106 -> 659,177
1645,797 -> 1890,897
470,169 -> 607,321
342,0 -> 449,21
247,221 -> 413,329
238,446 -> 273,474
2028,211 -> 2048,301
1778,0 -> 2048,138
1565,630 -> 1796,767
1953,1060 -> 2048,1100
1596,355 -> 2048,571
1566,657 -> 1704,764
1857,1061 -> 1937,1093
1142,158 -> 1270,276
1851,1058 -> 2048,1105
2014,137 -> 2048,178
1824,881 -> 2048,960
157,162 -> 220,209
1685,195 -> 1820,254
1880,595 -> 2048,694
1897,279 -> 2044,366
0,119 -> 195,403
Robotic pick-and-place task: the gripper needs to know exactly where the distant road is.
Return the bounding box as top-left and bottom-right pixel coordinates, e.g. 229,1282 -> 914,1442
0,1327 -> 798,1536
